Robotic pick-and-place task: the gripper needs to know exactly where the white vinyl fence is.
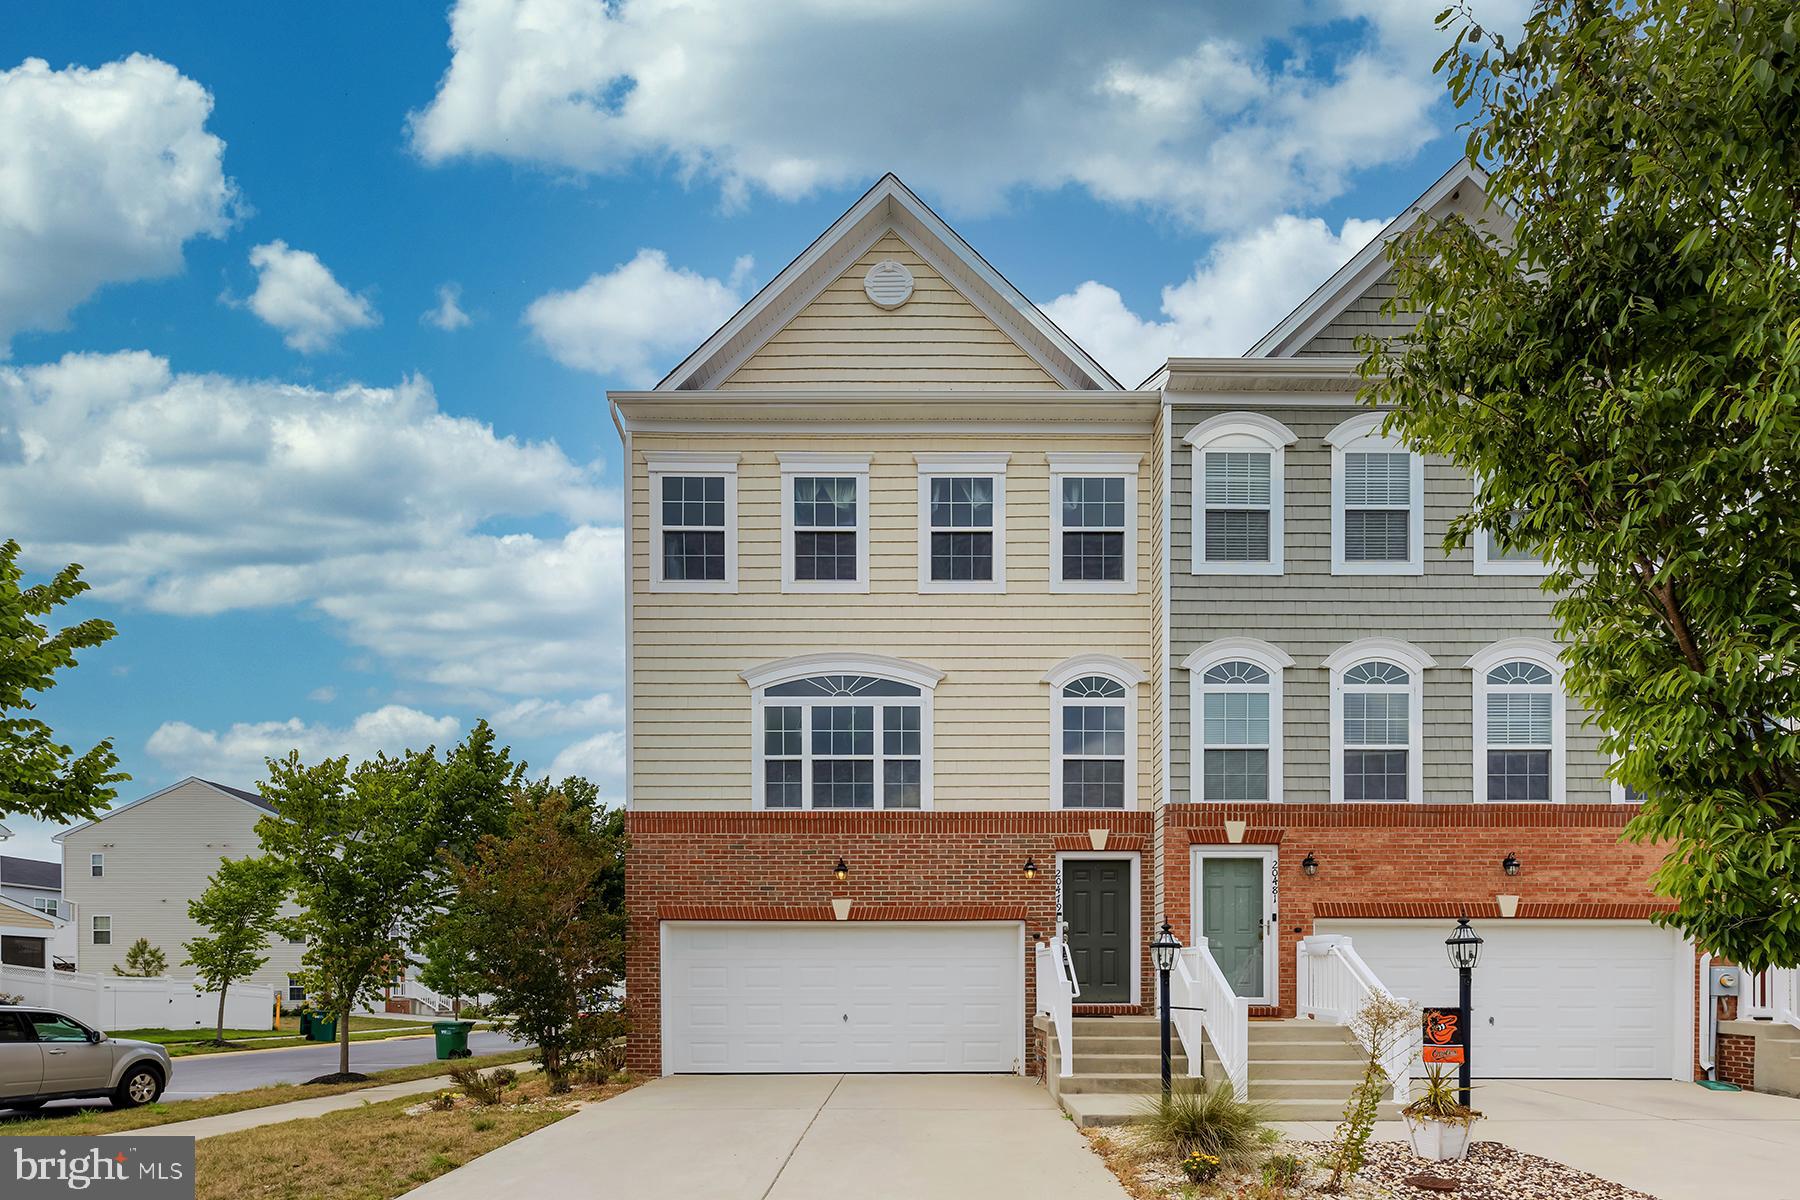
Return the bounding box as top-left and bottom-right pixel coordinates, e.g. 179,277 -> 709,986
0,963 -> 277,1032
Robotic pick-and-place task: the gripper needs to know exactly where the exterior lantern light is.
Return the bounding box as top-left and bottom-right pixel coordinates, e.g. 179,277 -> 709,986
833,857 -> 849,883
1301,852 -> 1319,877
1022,857 -> 1039,881
1150,922 -> 1184,1098
1150,921 -> 1182,973
1444,912 -> 1482,1107
1445,914 -> 1483,971
1501,852 -> 1521,877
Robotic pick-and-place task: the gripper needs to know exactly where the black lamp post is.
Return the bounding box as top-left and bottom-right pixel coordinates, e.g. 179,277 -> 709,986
1444,914 -> 1483,1108
1150,922 -> 1182,1098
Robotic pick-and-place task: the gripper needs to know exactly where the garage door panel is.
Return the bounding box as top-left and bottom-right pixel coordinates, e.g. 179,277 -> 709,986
664,923 -> 1022,1074
1317,921 -> 1678,1079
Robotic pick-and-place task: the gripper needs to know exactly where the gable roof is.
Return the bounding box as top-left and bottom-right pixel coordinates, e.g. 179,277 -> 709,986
1247,162 -> 1508,358
52,776 -> 276,843
0,892 -> 62,929
655,174 -> 1120,392
0,856 -> 60,891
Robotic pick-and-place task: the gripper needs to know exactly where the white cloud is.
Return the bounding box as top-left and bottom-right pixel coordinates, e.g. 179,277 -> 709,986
403,0 -> 1500,230
308,686 -> 337,703
147,705 -> 462,783
245,240 -> 379,352
1041,214 -> 1387,384
544,729 -> 625,794
0,55 -> 236,351
423,282 -> 472,331
493,692 -> 624,735
525,249 -> 751,384
0,350 -> 621,695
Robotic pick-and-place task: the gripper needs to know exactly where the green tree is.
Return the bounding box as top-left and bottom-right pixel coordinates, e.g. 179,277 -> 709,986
111,937 -> 168,978
417,921 -> 482,1019
1363,2 -> 1800,969
184,856 -> 290,1045
449,788 -> 626,1090
1,540 -> 127,824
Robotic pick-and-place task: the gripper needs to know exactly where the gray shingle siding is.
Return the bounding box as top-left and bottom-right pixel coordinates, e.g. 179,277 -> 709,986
1169,403 -> 1609,805
1293,270 -> 1420,357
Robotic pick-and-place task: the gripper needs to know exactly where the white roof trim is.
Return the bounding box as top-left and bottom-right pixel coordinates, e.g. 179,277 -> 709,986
1249,162 -> 1497,358
1465,637 -> 1566,676
0,892 -> 64,929
52,776 -> 271,843
1180,637 -> 1297,672
1182,412 -> 1299,449
740,652 -> 945,692
1322,637 -> 1438,673
655,174 -> 1120,392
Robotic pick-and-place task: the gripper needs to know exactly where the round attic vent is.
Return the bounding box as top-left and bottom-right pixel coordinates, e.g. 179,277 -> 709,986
863,260 -> 915,309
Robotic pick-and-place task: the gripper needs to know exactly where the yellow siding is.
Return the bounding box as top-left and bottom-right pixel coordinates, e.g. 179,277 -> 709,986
719,233 -> 1060,390
0,906 -> 54,931
633,431 -> 1155,810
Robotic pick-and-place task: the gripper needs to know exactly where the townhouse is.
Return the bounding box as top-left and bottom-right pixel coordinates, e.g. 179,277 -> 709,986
614,167 -> 1687,1089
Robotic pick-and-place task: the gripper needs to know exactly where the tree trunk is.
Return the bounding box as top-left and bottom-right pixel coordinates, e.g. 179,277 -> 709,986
451,995 -> 462,1018
214,980 -> 229,1046
339,1005 -> 351,1076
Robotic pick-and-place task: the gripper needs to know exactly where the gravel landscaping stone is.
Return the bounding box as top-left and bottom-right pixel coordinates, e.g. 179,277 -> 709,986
1296,1140 -> 1657,1200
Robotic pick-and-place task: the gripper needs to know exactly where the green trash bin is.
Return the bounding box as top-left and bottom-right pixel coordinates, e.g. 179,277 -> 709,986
297,1012 -> 312,1038
308,1015 -> 337,1042
433,1020 -> 474,1060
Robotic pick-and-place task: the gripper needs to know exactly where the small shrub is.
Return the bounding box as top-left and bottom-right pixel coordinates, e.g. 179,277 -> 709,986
1180,1150 -> 1222,1184
447,1063 -> 506,1106
1324,992 -> 1417,1193
1401,1064 -> 1481,1125
1261,1152 -> 1306,1191
429,1090 -> 457,1112
1137,1081 -> 1277,1169
470,1116 -> 495,1132
487,1067 -> 518,1090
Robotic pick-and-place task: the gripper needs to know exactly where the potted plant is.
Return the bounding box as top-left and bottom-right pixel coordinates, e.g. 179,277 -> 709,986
1401,1065 -> 1482,1161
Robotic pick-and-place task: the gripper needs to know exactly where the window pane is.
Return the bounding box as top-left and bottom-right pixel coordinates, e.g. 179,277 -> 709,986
1343,691 -> 1408,745
1343,452 -> 1411,506
1204,509 -> 1270,562
1343,661 -> 1408,686
1204,451 -> 1271,506
1203,748 -> 1269,801
1062,531 -> 1124,580
793,477 -> 857,527
1203,691 -> 1269,746
1201,661 -> 1270,685
763,760 -> 802,808
1487,749 -> 1550,801
929,476 -> 993,528
930,531 -> 994,581
1062,759 -> 1125,808
764,706 -> 802,756
1062,477 -> 1125,528
1063,704 -> 1126,756
812,706 -> 874,755
794,531 -> 857,580
813,760 -> 875,808
766,675 -> 920,697
1343,750 -> 1408,801
1063,675 -> 1126,698
1487,692 -> 1552,745
883,760 -> 922,808
663,530 -> 726,581
1487,661 -> 1553,686
883,706 -> 921,756
1344,509 -> 1410,561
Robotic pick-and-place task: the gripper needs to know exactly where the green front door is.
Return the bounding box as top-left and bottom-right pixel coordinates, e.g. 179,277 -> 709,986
1199,855 -> 1268,1002
1063,858 -> 1131,1004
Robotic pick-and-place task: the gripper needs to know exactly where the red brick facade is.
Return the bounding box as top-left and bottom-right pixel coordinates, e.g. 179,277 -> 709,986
625,810 -> 1155,1076
1717,1032 -> 1756,1089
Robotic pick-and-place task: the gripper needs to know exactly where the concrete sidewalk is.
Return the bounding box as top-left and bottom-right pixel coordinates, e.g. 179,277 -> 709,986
1274,1079 -> 1800,1200
402,1075 -> 1131,1200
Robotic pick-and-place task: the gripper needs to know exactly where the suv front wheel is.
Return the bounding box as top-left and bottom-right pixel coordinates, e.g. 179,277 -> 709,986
113,1065 -> 165,1109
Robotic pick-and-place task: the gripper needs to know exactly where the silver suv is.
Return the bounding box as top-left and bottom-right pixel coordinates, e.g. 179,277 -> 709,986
0,1007 -> 171,1111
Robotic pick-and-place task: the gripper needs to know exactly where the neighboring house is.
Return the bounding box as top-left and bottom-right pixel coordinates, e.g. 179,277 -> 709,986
53,777 -> 305,993
614,167 -> 1687,1088
0,855 -> 66,920
0,893 -> 65,973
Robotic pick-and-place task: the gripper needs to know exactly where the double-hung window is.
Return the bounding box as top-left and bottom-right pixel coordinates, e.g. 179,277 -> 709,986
915,453 -> 1009,592
1049,453 -> 1140,592
1184,638 -> 1292,802
1326,639 -> 1434,802
1185,414 -> 1296,575
92,915 -> 112,946
1328,414 -> 1424,575
1046,655 -> 1144,809
748,660 -> 938,809
645,452 -> 738,592
780,454 -> 871,592
1472,480 -> 1547,575
1469,641 -> 1565,802
90,853 -> 103,878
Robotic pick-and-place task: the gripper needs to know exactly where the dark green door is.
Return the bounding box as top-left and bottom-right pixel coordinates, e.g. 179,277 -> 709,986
1063,858 -> 1131,1004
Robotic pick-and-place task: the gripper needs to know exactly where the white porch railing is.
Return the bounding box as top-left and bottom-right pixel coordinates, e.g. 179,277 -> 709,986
1034,932 -> 1079,1077
1297,934 -> 1419,1102
1170,940 -> 1248,1100
1741,967 -> 1800,1028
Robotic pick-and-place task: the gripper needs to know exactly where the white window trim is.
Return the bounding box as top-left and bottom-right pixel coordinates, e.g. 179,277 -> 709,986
32,897 -> 58,915
1467,638 -> 1566,804
915,452 -> 1010,594
1181,637 -> 1295,804
779,453 -> 872,594
1324,637 -> 1436,803
1470,476 -> 1549,576
1048,452 -> 1141,594
645,451 -> 740,593
742,653 -> 941,810
1044,653 -> 1146,810
91,914 -> 112,946
1184,413 -> 1296,576
90,853 -> 103,878
1054,849 -> 1143,1006
1326,413 -> 1425,576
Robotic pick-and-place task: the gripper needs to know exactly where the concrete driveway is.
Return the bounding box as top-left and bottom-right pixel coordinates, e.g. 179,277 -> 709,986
1277,1079 -> 1800,1200
404,1074 -> 1130,1200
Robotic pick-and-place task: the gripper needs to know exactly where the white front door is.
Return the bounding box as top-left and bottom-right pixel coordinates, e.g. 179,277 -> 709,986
661,922 -> 1023,1074
1318,920 -> 1685,1078
1191,848 -> 1277,1004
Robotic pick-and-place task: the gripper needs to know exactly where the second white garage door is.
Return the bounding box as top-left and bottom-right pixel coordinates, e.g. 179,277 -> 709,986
662,922 -> 1023,1074
1317,920 -> 1687,1078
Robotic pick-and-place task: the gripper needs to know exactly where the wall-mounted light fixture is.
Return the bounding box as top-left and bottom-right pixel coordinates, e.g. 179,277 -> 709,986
1022,857 -> 1039,881
833,856 -> 850,883
1501,852 -> 1521,877
1301,852 -> 1319,877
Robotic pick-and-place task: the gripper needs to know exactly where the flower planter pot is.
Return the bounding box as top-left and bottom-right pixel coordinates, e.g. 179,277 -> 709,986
1404,1114 -> 1474,1162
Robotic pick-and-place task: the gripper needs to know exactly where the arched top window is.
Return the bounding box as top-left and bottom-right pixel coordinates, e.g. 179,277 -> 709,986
765,675 -> 922,698
1467,640 -> 1565,803
1486,661 -> 1552,686
1046,655 -> 1140,810
1063,675 -> 1125,699
1202,661 -> 1270,686
1344,660 -> 1410,687
1327,639 -> 1432,804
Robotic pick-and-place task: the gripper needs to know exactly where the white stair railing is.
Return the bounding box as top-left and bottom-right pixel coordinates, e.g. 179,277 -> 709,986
1170,940 -> 1248,1100
1297,934 -> 1419,1102
1034,932 -> 1079,1077
1741,967 -> 1800,1029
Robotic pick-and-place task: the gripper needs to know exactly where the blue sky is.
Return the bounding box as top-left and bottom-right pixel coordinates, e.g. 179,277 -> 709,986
1,0 -> 1514,863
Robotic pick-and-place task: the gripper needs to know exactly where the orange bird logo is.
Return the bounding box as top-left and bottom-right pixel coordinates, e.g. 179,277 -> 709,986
1426,1011 -> 1459,1045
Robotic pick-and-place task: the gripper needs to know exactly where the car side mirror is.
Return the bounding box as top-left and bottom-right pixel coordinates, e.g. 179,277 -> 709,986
87,1030 -> 103,1044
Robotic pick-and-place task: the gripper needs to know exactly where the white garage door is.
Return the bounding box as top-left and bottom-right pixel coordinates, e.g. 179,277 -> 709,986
662,923 -> 1023,1074
1317,920 -> 1684,1078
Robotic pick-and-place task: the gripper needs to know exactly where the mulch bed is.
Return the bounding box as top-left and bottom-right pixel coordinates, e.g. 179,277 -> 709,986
1297,1140 -> 1657,1200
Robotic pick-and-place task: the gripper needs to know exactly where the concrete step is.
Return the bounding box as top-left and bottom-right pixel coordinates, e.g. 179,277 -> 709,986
1245,1057 -> 1368,1080
1060,1035 -> 1166,1055
1057,1072 -> 1170,1095
1070,1053 -> 1190,1074
1057,1091 -> 1157,1127
1247,1020 -> 1357,1041
1248,1079 -> 1366,1102
1250,1038 -> 1366,1061
1071,1016 -> 1160,1035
